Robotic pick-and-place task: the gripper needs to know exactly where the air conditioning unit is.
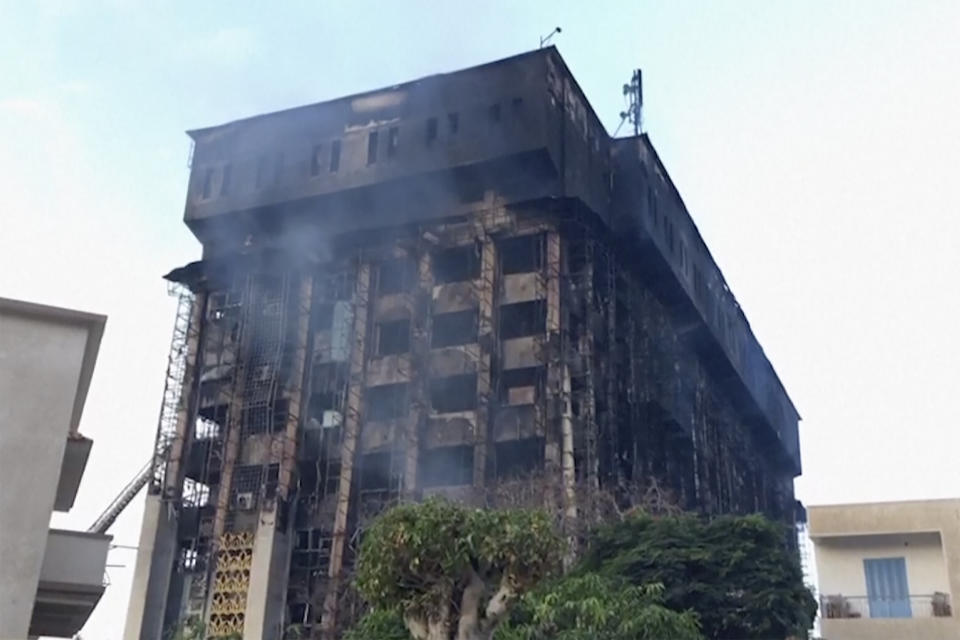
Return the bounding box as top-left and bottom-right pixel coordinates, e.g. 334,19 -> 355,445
234,491 -> 255,511
321,410 -> 343,428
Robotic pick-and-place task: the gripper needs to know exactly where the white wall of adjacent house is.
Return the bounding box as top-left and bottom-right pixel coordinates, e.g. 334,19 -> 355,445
0,310 -> 90,639
815,532 -> 951,598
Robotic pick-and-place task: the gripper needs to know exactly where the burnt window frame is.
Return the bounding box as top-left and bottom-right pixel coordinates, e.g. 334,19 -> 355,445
201,167 -> 215,200
367,130 -> 379,165
419,445 -> 474,488
376,318 -> 411,356
219,164 -> 232,197
499,300 -> 546,339
377,258 -> 416,296
329,139 -> 341,173
310,144 -> 323,177
498,233 -> 544,275
365,382 -> 409,421
431,309 -> 478,348
433,244 -> 481,284
430,374 -> 477,413
387,126 -> 399,158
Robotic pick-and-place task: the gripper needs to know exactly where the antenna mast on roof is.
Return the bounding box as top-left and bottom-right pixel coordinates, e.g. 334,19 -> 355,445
539,26 -> 562,48
616,69 -> 643,136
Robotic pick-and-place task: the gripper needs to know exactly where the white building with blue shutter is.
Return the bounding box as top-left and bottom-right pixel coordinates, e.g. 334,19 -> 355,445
809,498 -> 960,640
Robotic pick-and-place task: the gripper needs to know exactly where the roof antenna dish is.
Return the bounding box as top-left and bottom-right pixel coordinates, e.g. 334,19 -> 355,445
615,69 -> 643,137
540,26 -> 562,49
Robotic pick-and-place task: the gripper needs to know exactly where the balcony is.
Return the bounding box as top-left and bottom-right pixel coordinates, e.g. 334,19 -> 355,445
29,529 -> 111,637
821,593 -> 953,619
820,594 -> 958,640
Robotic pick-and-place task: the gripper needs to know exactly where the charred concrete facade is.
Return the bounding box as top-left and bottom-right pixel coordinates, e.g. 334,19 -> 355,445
125,48 -> 802,640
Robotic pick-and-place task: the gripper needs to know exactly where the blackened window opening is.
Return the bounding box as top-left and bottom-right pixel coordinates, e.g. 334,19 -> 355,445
330,140 -> 341,173
499,301 -> 546,339
310,144 -> 323,176
387,127 -> 399,157
220,164 -> 232,197
494,438 -> 543,479
201,168 -> 214,199
378,258 -> 416,295
499,234 -> 544,274
366,383 -> 408,421
431,309 -> 477,348
426,117 -> 438,145
447,112 -> 459,134
420,445 -> 473,487
433,245 -> 480,284
377,319 -> 410,356
367,131 -> 379,165
430,374 -> 477,413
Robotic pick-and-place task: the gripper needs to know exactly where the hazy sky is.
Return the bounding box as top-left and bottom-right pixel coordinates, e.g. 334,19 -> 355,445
2,2 -> 958,638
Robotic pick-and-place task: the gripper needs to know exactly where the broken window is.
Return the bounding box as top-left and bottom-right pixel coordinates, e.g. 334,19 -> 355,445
494,438 -> 543,479
420,445 -> 473,487
499,234 -> 543,274
330,140 -> 341,173
499,301 -> 546,339
359,452 -> 397,492
488,103 -> 501,122
447,112 -> 459,135
388,127 -> 399,157
426,117 -> 438,145
500,367 -> 541,405
310,144 -> 323,177
365,383 -> 408,421
220,164 -> 232,197
377,319 -> 410,356
431,309 -> 477,347
367,130 -> 379,165
378,258 -> 416,295
433,245 -> 480,284
430,374 -> 477,413
201,167 -> 214,199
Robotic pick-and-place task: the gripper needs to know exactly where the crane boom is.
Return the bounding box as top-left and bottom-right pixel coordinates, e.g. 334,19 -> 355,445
87,455 -> 154,534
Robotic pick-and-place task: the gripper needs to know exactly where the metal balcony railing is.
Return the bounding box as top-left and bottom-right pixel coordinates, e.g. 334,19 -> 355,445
820,593 -> 954,619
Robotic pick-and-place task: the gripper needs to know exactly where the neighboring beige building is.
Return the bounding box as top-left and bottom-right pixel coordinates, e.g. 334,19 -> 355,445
809,498 -> 960,640
0,298 -> 111,639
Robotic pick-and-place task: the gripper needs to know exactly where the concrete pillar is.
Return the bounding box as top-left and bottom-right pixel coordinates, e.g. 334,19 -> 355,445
123,495 -> 179,640
243,510 -> 289,640
405,251 -> 433,495
321,262 -> 371,638
473,234 -> 496,488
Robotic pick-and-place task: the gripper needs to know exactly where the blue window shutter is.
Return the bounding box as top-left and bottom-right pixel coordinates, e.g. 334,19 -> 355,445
864,557 -> 912,618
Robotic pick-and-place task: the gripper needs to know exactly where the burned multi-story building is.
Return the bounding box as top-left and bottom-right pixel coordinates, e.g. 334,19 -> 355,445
124,48 -> 802,640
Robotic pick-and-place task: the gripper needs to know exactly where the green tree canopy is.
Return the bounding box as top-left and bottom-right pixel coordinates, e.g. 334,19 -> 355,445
354,498 -> 563,640
496,573 -> 702,640
348,574 -> 702,640
581,512 -> 817,639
